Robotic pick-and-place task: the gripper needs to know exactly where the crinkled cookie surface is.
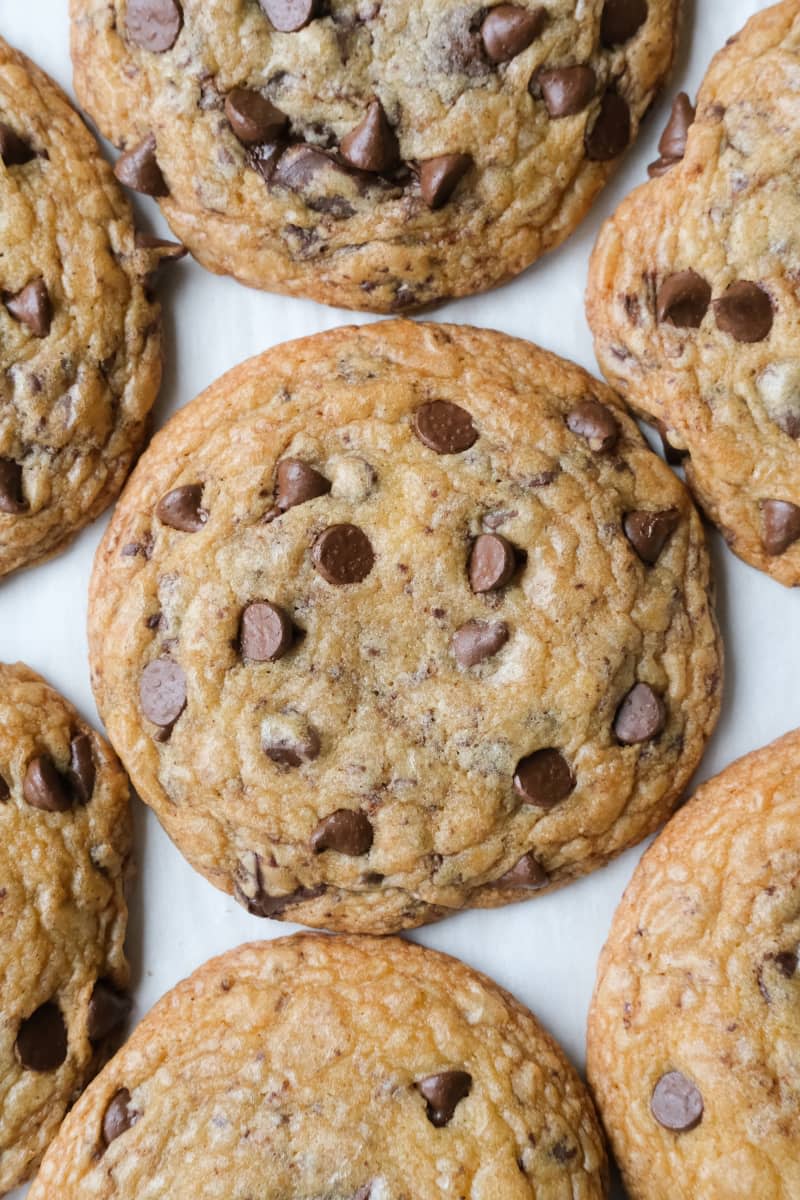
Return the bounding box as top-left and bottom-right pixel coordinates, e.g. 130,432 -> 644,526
587,0 -> 800,585
88,321 -> 721,934
588,728 -> 800,1200
28,933 -> 609,1198
70,0 -> 680,311
0,37 -> 165,578
0,662 -> 131,1193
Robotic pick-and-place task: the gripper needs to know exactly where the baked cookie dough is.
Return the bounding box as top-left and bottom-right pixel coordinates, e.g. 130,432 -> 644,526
87,321 -> 721,934
588,728 -> 800,1200
0,37 -> 176,579
587,1 -> 800,586
0,662 -> 131,1194
29,933 -> 609,1198
70,0 -> 681,312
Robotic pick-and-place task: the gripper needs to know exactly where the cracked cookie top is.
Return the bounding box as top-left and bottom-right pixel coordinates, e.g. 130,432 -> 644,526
88,321 -> 721,934
70,0 -> 680,311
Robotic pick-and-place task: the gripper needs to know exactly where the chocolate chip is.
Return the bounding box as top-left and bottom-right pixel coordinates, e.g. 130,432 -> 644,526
614,683 -> 666,744
496,851 -> 548,889
135,231 -> 187,270
452,620 -> 509,667
240,602 -> 294,661
313,524 -> 374,585
761,500 -> 800,556
654,92 -> 694,165
5,278 -> 52,337
566,399 -> 619,453
624,509 -> 680,564
537,66 -> 596,117
102,1088 -> 138,1147
0,774 -> 8,801
155,483 -> 208,531
340,98 -> 399,173
68,734 -> 95,804
23,756 -> 72,812
275,459 -> 331,511
272,144 -> 350,192
139,659 -> 187,727
234,851 -> 326,916
714,281 -> 774,343
310,809 -> 374,855
656,270 -> 711,328
88,982 -> 132,1043
413,400 -> 478,454
653,419 -> 688,465
114,134 -> 168,197
417,1071 -> 472,1127
481,5 -> 545,62
468,534 -> 516,593
259,0 -> 319,32
0,122 -> 35,166
0,459 -> 28,514
224,88 -> 288,146
126,0 -> 183,52
419,153 -> 472,209
585,91 -> 631,160
601,0 -> 647,46
775,951 -> 798,978
513,749 -> 575,808
15,1002 -> 67,1071
651,1071 -> 703,1132
249,140 -> 287,183
262,716 -> 321,766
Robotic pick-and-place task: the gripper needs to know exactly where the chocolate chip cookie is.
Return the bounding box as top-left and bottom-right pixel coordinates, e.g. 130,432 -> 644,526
70,0 -> 681,312
588,728 -> 800,1200
28,933 -> 609,1198
0,662 -> 131,1193
587,1 -> 800,586
0,37 -> 176,578
87,321 -> 721,934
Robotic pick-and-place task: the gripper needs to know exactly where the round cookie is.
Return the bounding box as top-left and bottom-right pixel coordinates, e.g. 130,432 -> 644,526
588,728 -> 800,1200
88,321 -> 721,934
586,1 -> 800,586
0,37 -> 176,578
0,662 -> 131,1193
28,933 -> 609,1198
70,0 -> 681,312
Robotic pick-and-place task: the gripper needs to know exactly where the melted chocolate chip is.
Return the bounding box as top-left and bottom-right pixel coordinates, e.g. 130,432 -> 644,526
585,91 -> 631,160
5,278 -> 52,337
68,734 -> 96,804
513,749 -> 575,808
657,270 -> 711,328
0,122 -> 35,166
601,0 -> 648,47
155,483 -> 207,532
126,0 -> 183,52
452,619 -> 509,667
272,144 -> 351,192
413,400 -> 478,453
496,851 -> 548,890
761,500 -> 800,556
624,509 -> 680,564
275,459 -> 331,511
259,0 -> 320,32
23,756 -> 72,812
714,281 -> 774,343
537,66 -> 596,117
419,153 -> 472,209
139,659 -> 187,727
340,98 -> 399,173
468,534 -> 516,593
0,459 -> 28,514
566,399 -> 619,452
234,851 -> 326,916
614,683 -> 666,744
225,88 -> 288,146
240,602 -> 295,661
88,982 -> 132,1043
417,1070 -> 472,1127
650,1071 -> 703,1132
313,524 -> 374,585
114,134 -> 168,197
102,1088 -> 138,1147
263,718 -> 321,766
310,809 -> 374,855
15,1002 -> 67,1071
481,5 -> 545,62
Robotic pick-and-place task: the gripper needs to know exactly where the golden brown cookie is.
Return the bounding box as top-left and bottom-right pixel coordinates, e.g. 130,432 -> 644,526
28,933 -> 609,1198
87,321 -> 721,934
586,1 -> 800,586
0,37 -> 175,578
588,728 -> 800,1200
0,662 -> 131,1194
70,0 -> 680,312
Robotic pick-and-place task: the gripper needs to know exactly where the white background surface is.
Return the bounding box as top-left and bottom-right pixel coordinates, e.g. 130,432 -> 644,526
1,2 -> 795,1195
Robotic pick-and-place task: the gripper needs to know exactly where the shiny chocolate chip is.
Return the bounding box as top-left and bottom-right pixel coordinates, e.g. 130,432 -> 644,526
102,1088 -> 138,1146
275,459 -> 331,511
417,1070 -> 472,1127
481,5 -> 546,62
340,98 -> 399,173
624,509 -> 680,564
419,154 -> 472,209
225,88 -> 288,146
537,65 -> 596,117
114,134 -> 168,197
657,270 -> 711,328
68,733 -> 96,804
5,278 -> 52,336
566,399 -> 619,453
310,809 -> 374,856
496,852 -> 548,890
23,756 -> 72,812
513,749 -> 575,808
601,0 -> 648,47
155,483 -> 207,532
714,281 -> 774,343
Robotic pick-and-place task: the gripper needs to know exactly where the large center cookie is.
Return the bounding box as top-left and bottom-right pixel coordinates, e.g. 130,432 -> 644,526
88,321 -> 722,934
28,934 -> 609,1198
0,38 -> 171,578
589,728 -> 800,1200
70,0 -> 680,311
0,663 -> 131,1194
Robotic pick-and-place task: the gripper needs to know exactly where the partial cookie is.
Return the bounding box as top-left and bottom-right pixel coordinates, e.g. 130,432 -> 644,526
29,933 -> 609,1198
0,37 -> 176,577
0,662 -> 131,1193
70,0 -> 680,312
588,728 -> 800,1200
587,2 -> 800,586
88,321 -> 721,934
